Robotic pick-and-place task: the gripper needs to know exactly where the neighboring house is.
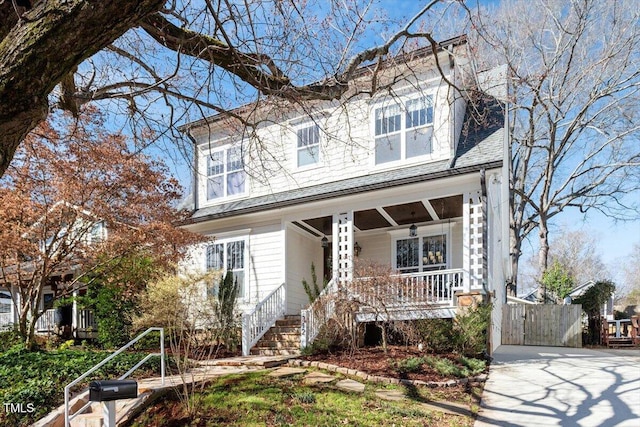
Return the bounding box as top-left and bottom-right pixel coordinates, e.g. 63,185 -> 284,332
179,36 -> 511,355
0,201 -> 105,337
518,288 -> 556,304
568,280 -> 615,320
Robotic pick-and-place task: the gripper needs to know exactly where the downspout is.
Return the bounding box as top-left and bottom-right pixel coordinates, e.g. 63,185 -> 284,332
185,131 -> 199,212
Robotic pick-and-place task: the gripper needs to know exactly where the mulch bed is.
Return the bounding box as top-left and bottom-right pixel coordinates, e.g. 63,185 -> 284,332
300,345 -> 472,383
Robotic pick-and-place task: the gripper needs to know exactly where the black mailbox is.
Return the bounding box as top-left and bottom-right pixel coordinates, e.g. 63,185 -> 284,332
89,380 -> 138,402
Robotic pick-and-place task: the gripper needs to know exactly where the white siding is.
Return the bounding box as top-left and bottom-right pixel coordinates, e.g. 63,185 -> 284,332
353,232 -> 390,267
248,222 -> 284,303
451,221 -> 463,269
193,59 -> 465,211
285,226 -> 323,314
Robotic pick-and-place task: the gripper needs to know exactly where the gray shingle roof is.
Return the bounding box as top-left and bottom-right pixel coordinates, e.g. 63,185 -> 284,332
184,107 -> 505,225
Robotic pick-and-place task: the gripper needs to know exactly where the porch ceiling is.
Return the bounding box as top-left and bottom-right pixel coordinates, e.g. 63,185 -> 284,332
296,194 -> 463,235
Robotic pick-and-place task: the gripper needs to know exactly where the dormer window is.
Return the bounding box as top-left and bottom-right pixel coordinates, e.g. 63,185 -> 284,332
296,123 -> 320,167
207,146 -> 246,200
374,95 -> 433,165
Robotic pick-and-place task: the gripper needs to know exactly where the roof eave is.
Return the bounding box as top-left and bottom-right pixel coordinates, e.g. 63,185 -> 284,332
178,159 -> 501,226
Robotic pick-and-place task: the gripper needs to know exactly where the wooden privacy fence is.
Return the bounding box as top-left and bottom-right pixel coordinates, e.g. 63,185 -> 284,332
502,304 -> 582,348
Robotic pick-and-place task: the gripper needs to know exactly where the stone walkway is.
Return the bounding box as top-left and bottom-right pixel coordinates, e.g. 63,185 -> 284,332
35,354 -> 477,426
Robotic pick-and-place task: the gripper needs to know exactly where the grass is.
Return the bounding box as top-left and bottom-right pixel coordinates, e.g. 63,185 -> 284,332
0,342 -> 164,427
130,370 -> 478,427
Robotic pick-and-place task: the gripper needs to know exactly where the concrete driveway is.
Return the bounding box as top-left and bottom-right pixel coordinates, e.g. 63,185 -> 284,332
475,345 -> 640,427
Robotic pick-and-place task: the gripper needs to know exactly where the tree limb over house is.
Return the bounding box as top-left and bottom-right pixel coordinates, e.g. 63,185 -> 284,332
0,0 -> 446,177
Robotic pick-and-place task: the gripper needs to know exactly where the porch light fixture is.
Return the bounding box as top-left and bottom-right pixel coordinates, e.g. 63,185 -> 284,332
409,211 -> 418,237
354,242 -> 362,257
321,236 -> 329,248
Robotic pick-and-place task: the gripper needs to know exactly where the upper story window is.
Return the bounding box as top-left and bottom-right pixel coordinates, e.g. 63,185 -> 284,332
296,124 -> 320,167
374,95 -> 433,165
207,146 -> 246,201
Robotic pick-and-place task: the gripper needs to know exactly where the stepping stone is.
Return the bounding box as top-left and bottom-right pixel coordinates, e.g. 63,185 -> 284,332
268,367 -> 307,378
375,389 -> 405,401
335,379 -> 365,393
304,372 -> 336,385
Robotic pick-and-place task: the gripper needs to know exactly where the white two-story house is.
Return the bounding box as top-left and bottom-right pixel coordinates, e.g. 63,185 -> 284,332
179,36 -> 510,356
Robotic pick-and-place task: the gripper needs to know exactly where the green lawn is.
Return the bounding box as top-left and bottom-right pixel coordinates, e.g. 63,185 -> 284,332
130,370 -> 479,427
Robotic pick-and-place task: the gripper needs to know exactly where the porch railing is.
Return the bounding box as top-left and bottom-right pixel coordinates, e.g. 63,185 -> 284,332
0,312 -> 13,329
36,308 -> 56,332
350,269 -> 463,309
300,278 -> 337,349
76,309 -> 97,331
241,283 -> 286,356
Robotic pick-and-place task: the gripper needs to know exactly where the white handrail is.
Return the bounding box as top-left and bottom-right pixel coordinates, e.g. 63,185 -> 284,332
300,278 -> 337,349
64,327 -> 165,427
241,283 -> 286,356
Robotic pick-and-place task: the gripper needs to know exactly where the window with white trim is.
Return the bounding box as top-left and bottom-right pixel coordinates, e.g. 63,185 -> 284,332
374,96 -> 433,165
0,291 -> 11,314
296,124 -> 320,167
206,239 -> 246,298
206,146 -> 246,200
395,233 -> 447,273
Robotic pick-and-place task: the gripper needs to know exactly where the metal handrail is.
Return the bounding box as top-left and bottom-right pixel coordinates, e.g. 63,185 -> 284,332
64,327 -> 165,427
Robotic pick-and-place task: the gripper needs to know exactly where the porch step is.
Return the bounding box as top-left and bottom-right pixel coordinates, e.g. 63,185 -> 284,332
607,338 -> 636,348
250,316 -> 301,356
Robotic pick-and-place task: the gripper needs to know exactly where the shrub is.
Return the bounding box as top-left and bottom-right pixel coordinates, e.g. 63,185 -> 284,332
392,357 -> 425,374
415,318 -> 456,353
414,303 -> 491,357
458,356 -> 486,376
0,329 -> 22,352
453,303 -> 492,357
302,263 -> 325,304
423,355 -> 466,377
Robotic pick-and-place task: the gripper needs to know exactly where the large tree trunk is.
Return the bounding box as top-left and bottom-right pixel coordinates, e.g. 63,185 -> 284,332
0,0 -> 164,176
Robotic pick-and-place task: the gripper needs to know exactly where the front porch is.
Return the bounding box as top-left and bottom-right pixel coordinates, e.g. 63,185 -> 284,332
35,308 -> 97,339
242,186 -> 489,355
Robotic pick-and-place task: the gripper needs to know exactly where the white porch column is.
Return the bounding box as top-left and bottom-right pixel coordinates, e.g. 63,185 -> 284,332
72,288 -> 78,336
463,191 -> 483,292
332,211 -> 354,284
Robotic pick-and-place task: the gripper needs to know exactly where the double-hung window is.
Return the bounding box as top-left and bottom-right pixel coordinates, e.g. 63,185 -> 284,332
296,124 -> 320,167
206,239 -> 246,298
206,146 -> 245,200
374,95 -> 433,165
395,233 -> 447,273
